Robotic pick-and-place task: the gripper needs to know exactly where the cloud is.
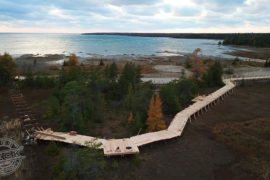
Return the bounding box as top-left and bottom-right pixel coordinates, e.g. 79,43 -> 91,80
173,6 -> 202,17
108,0 -> 161,6
0,0 -> 269,33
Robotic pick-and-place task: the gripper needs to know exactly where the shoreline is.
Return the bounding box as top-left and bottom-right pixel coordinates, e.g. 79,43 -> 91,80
5,43 -> 270,63
13,51 -> 267,66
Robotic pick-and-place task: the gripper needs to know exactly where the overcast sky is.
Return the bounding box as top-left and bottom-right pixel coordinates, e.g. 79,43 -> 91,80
0,0 -> 269,33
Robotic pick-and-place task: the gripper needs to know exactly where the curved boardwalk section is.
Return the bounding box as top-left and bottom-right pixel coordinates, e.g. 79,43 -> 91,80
35,76 -> 270,156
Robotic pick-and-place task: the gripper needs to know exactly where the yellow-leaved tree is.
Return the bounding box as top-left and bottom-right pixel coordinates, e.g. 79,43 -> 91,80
146,94 -> 166,132
190,48 -> 206,80
69,53 -> 78,66
127,112 -> 134,125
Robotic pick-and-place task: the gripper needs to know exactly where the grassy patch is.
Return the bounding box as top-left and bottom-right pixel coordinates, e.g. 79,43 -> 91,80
213,118 -> 270,179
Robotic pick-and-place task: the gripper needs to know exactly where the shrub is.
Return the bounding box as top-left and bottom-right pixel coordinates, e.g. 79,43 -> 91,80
203,61 -> 224,87
46,142 -> 59,156
21,69 -> 55,88
160,82 -> 181,115
129,112 -> 144,134
240,78 -> 246,87
176,78 -> 199,105
232,57 -> 240,66
0,64 -> 12,86
160,78 -> 198,115
118,62 -> 141,94
0,53 -> 16,85
99,59 -> 105,66
53,146 -> 106,179
104,62 -> 118,80
69,53 -> 79,66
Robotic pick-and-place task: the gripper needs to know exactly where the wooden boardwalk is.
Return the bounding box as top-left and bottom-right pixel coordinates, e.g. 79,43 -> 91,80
35,76 -> 270,156
9,85 -> 44,141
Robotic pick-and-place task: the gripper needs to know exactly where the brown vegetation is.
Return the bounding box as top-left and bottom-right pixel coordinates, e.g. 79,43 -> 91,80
225,49 -> 270,60
139,64 -> 156,74
186,48 -> 207,79
146,94 -> 167,132
68,53 -> 79,66
213,118 -> 270,179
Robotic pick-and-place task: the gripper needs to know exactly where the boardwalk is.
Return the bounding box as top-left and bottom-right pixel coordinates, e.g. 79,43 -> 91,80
35,76 -> 270,156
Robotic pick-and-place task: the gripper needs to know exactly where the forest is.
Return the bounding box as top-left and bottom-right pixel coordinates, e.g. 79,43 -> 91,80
0,52 -> 225,179
223,33 -> 270,47
0,52 -> 224,138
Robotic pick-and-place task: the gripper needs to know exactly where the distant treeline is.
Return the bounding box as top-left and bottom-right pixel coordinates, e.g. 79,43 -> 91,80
83,32 -> 228,39
223,33 -> 270,47
83,33 -> 270,47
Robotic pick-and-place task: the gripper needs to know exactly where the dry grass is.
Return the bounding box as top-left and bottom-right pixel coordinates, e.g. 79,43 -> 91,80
225,50 -> 270,60
139,64 -> 157,74
213,118 -> 270,179
0,118 -> 21,134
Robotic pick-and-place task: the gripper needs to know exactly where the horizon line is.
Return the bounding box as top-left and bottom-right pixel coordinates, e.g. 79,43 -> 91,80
1,32 -> 270,34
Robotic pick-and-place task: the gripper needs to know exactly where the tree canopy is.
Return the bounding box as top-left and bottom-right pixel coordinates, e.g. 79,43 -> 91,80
0,53 -> 16,85
223,33 -> 270,47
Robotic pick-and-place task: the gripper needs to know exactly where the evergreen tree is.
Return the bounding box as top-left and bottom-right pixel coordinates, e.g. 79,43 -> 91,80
177,79 -> 199,106
125,84 -> 135,110
0,53 -> 16,75
223,33 -> 270,47
24,67 -> 34,87
0,64 -> 12,85
0,53 -> 16,85
133,113 -> 144,134
99,59 -> 105,66
53,145 -> 106,179
203,61 -> 224,87
49,80 -> 102,133
118,63 -> 141,94
109,62 -> 118,79
160,82 -> 181,115
105,62 -> 118,80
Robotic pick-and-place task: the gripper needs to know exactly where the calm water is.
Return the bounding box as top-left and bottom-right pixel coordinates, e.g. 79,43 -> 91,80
0,33 -> 239,58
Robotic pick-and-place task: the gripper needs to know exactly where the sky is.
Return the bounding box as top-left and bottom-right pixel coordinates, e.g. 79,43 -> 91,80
0,0 -> 269,33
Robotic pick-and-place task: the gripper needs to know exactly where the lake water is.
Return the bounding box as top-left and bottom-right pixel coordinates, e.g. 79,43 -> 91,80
0,33 -> 240,58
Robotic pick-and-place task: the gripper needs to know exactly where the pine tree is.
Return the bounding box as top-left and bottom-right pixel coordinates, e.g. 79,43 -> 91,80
203,61 -> 224,87
99,59 -> 105,66
146,94 -> 166,132
125,84 -> 135,110
118,63 -> 141,94
109,62 -> 118,79
0,53 -> 16,75
0,53 -> 16,85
